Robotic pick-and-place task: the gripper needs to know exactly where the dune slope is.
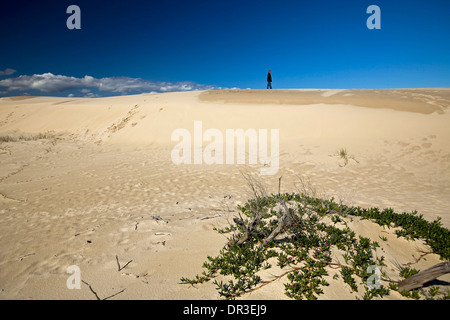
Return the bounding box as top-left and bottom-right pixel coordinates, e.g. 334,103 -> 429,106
0,88 -> 449,299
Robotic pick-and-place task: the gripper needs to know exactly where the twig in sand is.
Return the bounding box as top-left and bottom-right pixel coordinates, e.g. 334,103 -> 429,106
82,280 -> 101,300
411,249 -> 434,264
82,280 -> 126,300
103,288 -> 127,300
151,215 -> 168,223
116,255 -> 133,272
199,213 -> 222,220
18,253 -> 35,261
278,176 -> 282,196
155,232 -> 171,236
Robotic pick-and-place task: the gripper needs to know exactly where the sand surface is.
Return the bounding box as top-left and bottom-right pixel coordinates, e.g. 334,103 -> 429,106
0,88 -> 449,299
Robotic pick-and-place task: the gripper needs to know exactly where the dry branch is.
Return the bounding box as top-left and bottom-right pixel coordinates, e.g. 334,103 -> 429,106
116,255 -> 133,272
398,261 -> 450,292
233,174 -> 297,246
151,215 -> 168,223
82,280 -> 126,300
262,199 -> 294,244
82,280 -> 101,300
235,214 -> 262,245
199,213 -> 222,220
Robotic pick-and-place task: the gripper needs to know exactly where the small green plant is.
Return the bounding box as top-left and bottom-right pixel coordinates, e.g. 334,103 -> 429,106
399,266 -> 420,279
340,266 -> 358,292
427,287 -> 441,299
363,285 -> 390,300
399,289 -> 421,300
330,148 -> 360,167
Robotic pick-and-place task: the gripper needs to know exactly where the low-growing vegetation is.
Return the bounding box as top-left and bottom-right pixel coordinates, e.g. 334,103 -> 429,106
0,132 -> 55,143
181,186 -> 449,300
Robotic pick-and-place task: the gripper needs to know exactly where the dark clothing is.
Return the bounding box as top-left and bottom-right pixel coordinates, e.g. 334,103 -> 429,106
267,72 -> 272,89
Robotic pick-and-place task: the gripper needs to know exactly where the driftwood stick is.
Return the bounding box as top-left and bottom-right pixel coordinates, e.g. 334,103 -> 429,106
236,214 -> 261,245
116,255 -> 133,272
262,181 -> 296,244
278,176 -> 282,196
398,261 -> 450,292
234,176 -> 296,245
262,200 -> 293,244
116,255 -> 120,271
199,213 -> 222,220
233,173 -> 298,246
151,215 -> 168,223
82,280 -> 101,300
103,288 -> 126,300
82,280 -> 126,300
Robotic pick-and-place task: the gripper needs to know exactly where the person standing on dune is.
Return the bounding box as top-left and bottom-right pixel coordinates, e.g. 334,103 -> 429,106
267,70 -> 272,89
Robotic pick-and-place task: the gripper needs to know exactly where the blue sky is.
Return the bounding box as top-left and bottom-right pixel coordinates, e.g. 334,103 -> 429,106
0,0 -> 449,97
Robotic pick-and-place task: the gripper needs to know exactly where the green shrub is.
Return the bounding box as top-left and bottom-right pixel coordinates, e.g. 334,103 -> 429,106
181,193 -> 450,300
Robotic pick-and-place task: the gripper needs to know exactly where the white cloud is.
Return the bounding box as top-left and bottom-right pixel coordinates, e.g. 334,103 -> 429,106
0,73 -> 93,93
0,68 -> 16,76
0,72 -> 221,96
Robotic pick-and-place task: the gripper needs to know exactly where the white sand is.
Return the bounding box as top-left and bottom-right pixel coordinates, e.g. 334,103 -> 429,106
0,88 -> 449,299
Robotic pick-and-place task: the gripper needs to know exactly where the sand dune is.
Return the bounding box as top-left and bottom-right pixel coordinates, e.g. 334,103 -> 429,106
199,88 -> 450,114
0,88 -> 449,299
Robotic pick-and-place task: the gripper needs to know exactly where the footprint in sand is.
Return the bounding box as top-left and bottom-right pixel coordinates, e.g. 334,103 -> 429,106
0,111 -> 17,126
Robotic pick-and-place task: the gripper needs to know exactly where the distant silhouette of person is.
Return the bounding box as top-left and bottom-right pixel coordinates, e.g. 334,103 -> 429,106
267,70 -> 272,89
